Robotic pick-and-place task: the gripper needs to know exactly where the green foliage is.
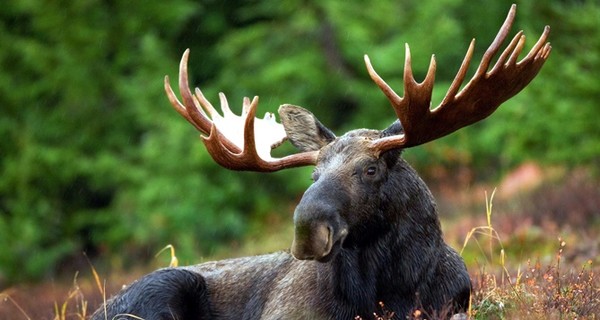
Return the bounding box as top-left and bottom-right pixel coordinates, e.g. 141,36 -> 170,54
0,0 -> 198,282
0,0 -> 598,283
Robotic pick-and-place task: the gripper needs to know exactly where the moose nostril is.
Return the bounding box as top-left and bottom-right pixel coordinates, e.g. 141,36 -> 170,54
312,223 -> 332,256
316,224 -> 340,259
291,222 -> 334,260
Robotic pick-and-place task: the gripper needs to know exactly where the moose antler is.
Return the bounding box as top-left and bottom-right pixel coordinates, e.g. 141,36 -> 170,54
164,49 -> 318,172
366,4 -> 551,153
166,5 -> 550,171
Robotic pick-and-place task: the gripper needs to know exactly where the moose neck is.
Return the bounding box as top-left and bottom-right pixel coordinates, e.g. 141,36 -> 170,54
315,160 -> 444,316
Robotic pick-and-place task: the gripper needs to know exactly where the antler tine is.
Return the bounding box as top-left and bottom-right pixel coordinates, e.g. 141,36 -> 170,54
194,87 -> 221,121
165,50 -> 318,172
165,75 -> 198,130
526,25 -> 551,61
489,30 -> 524,75
474,4 -> 517,78
218,92 -> 235,117
403,45 -> 437,133
364,55 -> 401,107
368,4 -> 551,153
440,39 -> 475,106
178,50 -> 213,135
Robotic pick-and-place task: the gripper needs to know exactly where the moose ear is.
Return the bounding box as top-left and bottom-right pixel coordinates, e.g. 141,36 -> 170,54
381,119 -> 404,137
278,104 -> 336,152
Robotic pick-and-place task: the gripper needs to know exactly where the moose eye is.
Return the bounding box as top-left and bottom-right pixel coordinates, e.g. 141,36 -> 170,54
366,166 -> 377,176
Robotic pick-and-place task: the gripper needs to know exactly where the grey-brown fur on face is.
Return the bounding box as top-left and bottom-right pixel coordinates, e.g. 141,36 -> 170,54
92,106 -> 470,320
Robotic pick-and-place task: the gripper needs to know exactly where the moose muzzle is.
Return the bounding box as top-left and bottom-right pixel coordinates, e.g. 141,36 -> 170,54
291,182 -> 349,262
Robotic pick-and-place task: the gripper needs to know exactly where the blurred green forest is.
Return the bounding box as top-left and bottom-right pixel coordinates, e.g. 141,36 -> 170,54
0,0 -> 598,284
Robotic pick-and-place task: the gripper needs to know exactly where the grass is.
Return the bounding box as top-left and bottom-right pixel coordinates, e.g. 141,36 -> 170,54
468,242 -> 599,319
456,191 -> 599,319
1,193 -> 598,319
1,273 -> 89,320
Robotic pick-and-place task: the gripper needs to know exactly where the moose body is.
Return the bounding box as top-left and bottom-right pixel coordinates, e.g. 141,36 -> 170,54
93,5 -> 550,320
94,130 -> 471,319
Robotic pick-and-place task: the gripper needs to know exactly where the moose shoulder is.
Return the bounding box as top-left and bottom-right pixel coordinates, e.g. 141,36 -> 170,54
92,5 -> 550,320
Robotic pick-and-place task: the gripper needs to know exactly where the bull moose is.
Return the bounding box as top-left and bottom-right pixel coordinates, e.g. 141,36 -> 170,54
92,5 -> 550,319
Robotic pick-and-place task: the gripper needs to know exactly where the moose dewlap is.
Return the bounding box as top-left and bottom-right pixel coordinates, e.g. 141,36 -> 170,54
92,5 -> 550,320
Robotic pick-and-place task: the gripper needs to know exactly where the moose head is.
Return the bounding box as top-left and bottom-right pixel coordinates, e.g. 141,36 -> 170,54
94,5 -> 550,319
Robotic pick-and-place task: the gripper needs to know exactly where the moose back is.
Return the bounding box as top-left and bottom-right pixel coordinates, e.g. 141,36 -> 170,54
92,5 -> 550,319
